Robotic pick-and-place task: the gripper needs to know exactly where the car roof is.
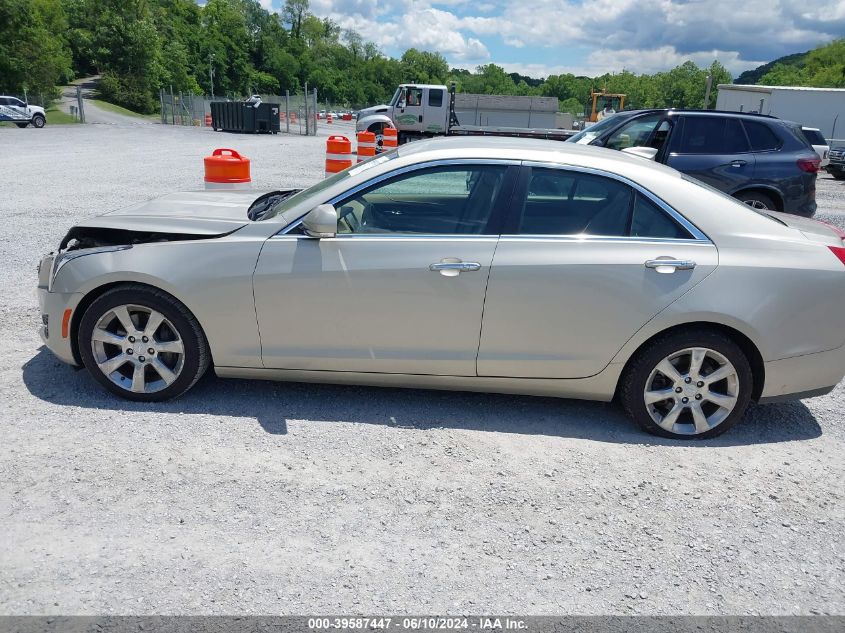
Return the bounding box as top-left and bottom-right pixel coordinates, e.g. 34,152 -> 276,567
395,135 -> 683,180
620,108 -> 780,121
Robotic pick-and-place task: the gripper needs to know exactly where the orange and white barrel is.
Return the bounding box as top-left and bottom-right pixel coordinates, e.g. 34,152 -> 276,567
327,113 -> 333,124
204,113 -> 212,127
325,135 -> 353,177
290,111 -> 298,124
381,126 -> 398,152
279,111 -> 286,122
356,131 -> 376,163
204,148 -> 251,189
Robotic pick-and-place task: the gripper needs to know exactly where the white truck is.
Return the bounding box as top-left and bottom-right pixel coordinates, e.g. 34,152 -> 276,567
0,96 -> 46,128
356,83 -> 574,147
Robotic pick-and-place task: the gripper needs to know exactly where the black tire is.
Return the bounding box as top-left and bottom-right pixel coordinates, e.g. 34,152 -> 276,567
830,172 -> 845,181
15,122 -> 28,128
31,114 -> 46,128
735,191 -> 776,210
368,122 -> 386,151
78,284 -> 210,402
619,328 -> 753,440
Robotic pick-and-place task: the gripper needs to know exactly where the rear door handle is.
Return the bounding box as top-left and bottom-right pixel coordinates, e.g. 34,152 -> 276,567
730,160 -> 747,168
430,261 -> 482,276
645,259 -> 696,273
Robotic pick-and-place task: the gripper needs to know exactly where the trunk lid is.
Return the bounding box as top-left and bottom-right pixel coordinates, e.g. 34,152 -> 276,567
766,211 -> 845,247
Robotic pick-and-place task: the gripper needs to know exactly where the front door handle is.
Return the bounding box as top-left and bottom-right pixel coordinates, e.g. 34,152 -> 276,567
645,259 -> 696,273
430,261 -> 482,276
730,160 -> 747,168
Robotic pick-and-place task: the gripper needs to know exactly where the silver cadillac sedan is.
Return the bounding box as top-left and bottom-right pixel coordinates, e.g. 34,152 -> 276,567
37,137 -> 845,439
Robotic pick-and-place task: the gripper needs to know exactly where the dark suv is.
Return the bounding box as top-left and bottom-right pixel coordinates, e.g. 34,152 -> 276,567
567,110 -> 820,216
829,145 -> 845,180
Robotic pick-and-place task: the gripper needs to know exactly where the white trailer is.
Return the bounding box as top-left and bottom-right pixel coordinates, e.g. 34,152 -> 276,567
715,84 -> 845,143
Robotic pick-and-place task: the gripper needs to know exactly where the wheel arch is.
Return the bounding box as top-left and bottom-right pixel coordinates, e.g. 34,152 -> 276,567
731,186 -> 784,211
69,280 -> 210,366
615,321 -> 765,402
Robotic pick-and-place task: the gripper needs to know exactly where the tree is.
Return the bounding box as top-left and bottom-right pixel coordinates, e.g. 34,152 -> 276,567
282,0 -> 308,40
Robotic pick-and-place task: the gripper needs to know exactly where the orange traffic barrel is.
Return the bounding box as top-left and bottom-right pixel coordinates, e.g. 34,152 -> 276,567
279,111 -> 286,121
204,148 -> 251,189
381,126 -> 398,152
325,135 -> 353,177
290,111 -> 298,123
204,113 -> 212,127
356,131 -> 376,163
327,113 -> 333,124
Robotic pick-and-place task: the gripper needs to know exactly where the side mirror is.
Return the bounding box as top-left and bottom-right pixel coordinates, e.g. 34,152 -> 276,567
302,204 -> 337,238
398,99 -> 406,110
621,146 -> 658,161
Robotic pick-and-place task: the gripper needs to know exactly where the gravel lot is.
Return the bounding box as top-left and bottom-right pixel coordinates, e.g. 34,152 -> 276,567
1,122 -> 844,616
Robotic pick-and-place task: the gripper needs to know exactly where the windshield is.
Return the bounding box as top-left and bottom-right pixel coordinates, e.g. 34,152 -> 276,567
567,112 -> 629,144
389,87 -> 402,107
254,151 -> 399,221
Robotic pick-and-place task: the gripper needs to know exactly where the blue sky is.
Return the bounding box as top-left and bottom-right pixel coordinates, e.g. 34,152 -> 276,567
263,0 -> 845,79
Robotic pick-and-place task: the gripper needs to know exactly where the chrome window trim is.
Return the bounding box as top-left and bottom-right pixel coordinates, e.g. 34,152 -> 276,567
275,158 -> 519,237
498,235 -> 712,245
518,160 -> 711,242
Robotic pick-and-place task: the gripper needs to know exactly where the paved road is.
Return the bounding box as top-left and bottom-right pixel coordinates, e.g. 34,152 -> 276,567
59,78 -> 156,126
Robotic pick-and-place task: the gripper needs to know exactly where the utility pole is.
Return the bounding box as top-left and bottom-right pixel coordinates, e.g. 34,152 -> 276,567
209,53 -> 215,98
703,74 -> 713,110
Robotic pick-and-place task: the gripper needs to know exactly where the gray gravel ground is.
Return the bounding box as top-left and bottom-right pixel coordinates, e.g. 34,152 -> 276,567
1,123 -> 844,616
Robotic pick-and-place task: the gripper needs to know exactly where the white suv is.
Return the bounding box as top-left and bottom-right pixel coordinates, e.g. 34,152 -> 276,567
0,96 -> 46,128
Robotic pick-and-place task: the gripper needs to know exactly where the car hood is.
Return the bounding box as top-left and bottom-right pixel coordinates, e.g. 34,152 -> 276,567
73,189 -> 271,234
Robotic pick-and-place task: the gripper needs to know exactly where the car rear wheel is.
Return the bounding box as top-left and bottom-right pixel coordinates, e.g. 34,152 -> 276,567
31,114 -> 46,128
736,191 -> 776,210
79,285 -> 209,401
620,329 -> 753,439
15,122 -> 28,128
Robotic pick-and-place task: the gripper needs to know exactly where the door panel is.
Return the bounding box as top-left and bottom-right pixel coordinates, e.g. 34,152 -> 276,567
254,236 -> 497,374
477,239 -> 718,378
665,116 -> 755,191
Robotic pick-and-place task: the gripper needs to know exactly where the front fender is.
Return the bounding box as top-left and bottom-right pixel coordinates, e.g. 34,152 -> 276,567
50,239 -> 267,368
356,114 -> 393,133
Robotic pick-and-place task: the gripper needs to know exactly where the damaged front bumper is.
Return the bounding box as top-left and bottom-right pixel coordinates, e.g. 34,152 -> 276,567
37,252 -> 83,366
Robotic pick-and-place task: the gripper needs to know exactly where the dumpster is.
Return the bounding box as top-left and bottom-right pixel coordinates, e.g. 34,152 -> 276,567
210,101 -> 280,134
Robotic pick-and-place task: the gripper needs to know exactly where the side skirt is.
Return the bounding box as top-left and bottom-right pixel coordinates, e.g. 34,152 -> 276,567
213,365 -> 623,401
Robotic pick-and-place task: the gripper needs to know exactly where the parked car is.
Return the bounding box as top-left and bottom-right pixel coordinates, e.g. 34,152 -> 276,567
318,110 -> 326,119
37,138 -> 845,439
568,110 -> 820,216
0,95 -> 46,128
802,127 -> 830,167
828,145 -> 845,180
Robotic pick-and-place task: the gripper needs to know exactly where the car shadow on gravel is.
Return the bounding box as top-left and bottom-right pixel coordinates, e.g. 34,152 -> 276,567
22,347 -> 822,446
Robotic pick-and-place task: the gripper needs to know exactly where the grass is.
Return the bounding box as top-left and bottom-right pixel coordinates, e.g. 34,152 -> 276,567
46,107 -> 79,124
88,99 -> 160,120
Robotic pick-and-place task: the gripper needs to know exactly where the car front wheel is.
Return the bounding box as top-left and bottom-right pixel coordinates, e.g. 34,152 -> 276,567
620,329 -> 753,439
78,285 -> 209,401
31,114 -> 46,128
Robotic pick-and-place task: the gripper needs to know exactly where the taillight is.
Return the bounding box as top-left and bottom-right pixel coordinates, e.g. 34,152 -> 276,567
798,157 -> 821,173
829,246 -> 845,266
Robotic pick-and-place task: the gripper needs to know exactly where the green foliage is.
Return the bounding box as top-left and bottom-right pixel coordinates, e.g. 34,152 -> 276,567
759,39 -> 845,87
0,0 -> 72,101
12,0 -> 843,118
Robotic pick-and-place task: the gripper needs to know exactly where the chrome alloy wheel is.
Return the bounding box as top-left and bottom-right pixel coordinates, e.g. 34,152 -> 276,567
90,304 -> 185,394
643,347 -> 739,435
742,199 -> 769,210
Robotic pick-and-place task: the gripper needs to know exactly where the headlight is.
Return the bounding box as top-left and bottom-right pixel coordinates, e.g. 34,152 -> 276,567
49,245 -> 132,291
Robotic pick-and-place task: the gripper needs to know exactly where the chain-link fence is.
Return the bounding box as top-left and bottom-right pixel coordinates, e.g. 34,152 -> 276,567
159,87 -> 319,135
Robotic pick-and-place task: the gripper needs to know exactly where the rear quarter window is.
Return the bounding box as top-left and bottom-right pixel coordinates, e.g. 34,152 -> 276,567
742,120 -> 783,151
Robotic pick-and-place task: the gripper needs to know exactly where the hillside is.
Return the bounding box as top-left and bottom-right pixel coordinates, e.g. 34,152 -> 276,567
734,51 -> 809,85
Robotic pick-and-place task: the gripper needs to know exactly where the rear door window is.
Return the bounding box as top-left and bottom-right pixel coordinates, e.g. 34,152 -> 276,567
742,120 -> 783,151
675,116 -> 750,154
428,89 -> 444,107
